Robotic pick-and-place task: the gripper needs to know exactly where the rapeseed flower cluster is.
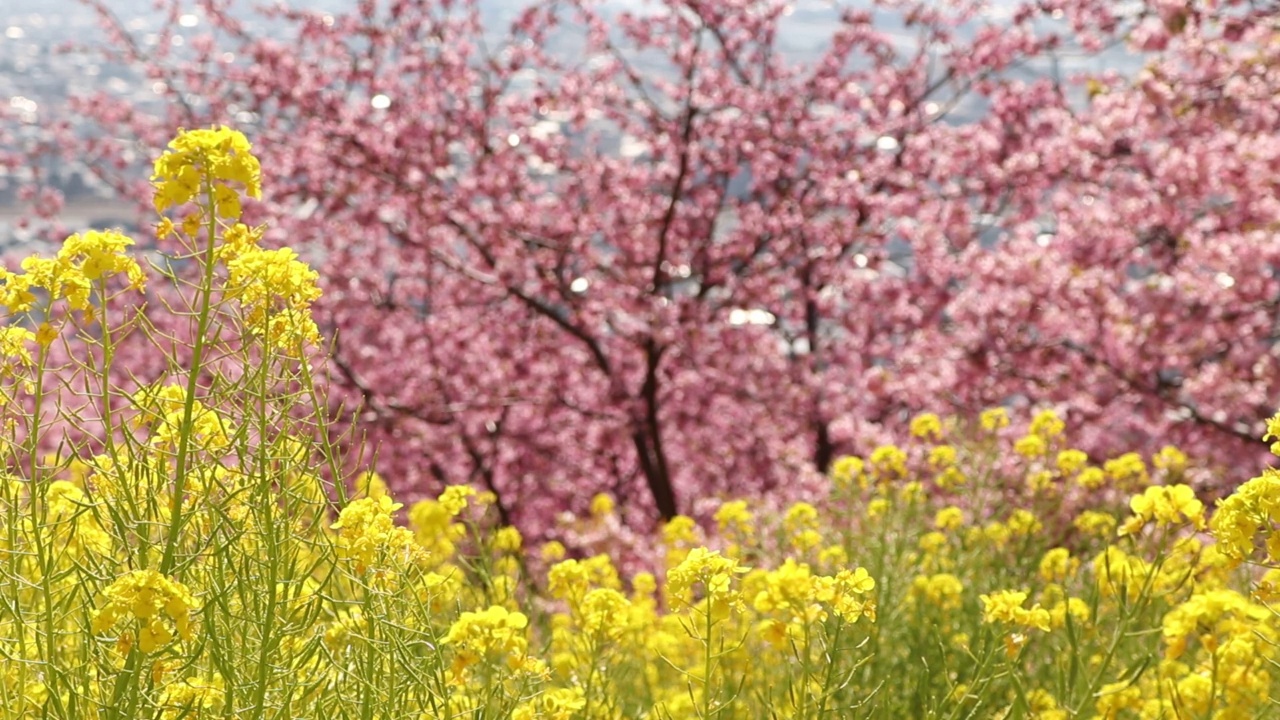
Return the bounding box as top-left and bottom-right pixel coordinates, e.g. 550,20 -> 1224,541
225,247 -> 322,353
152,125 -> 261,216
980,589 -> 1051,632
1210,467 -> 1280,564
665,546 -> 746,620
330,494 -> 424,575
1118,483 -> 1204,536
90,570 -> 198,653
133,383 -> 232,452
444,605 -> 534,681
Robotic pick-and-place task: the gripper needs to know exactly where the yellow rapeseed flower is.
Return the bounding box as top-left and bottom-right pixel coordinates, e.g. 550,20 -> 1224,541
910,412 -> 944,440
1104,452 -> 1148,487
1056,449 -> 1088,476
816,567 -> 877,623
512,687 -> 586,720
540,540 -> 567,562
1007,509 -> 1041,537
1152,445 -> 1187,475
134,384 -> 232,452
331,494 -> 423,574
438,485 -> 476,516
869,445 -> 907,480
0,267 -> 37,314
783,501 -> 821,551
1014,434 -> 1047,459
936,465 -> 967,489
980,407 -> 1009,432
910,573 -> 964,612
1029,408 -> 1065,439
979,589 -> 1050,632
1038,548 -> 1079,583
934,506 -> 964,532
493,526 -> 523,554
152,126 -> 262,215
589,492 -> 615,518
928,445 -> 957,469
57,230 -> 145,290
666,547 -> 747,620
0,326 -> 36,380
830,455 -> 865,490
1265,411 -> 1280,455
444,605 -> 530,681
577,588 -> 630,640
224,246 -> 322,353
1210,467 -> 1280,565
714,499 -> 754,538
1076,466 -> 1106,490
662,515 -> 698,546
91,570 -> 198,653
1119,484 -> 1205,536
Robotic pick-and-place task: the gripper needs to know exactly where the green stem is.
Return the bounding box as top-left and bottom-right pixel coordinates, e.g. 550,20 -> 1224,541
703,602 -> 714,719
815,620 -> 843,718
799,620 -> 813,719
249,350 -> 279,720
159,176 -> 222,576
27,316 -> 69,717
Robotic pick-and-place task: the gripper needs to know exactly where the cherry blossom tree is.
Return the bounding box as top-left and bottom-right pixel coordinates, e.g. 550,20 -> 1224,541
6,0 -> 1280,533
